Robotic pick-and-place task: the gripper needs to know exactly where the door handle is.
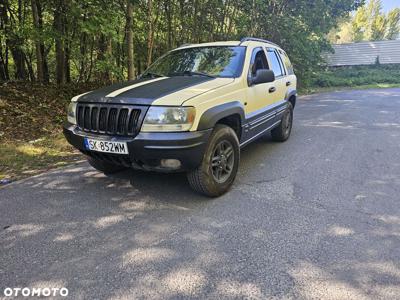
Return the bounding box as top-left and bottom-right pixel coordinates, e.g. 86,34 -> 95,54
269,87 -> 276,93
286,81 -> 291,86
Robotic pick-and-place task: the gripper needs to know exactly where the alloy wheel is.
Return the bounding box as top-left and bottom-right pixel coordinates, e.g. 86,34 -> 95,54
211,140 -> 235,183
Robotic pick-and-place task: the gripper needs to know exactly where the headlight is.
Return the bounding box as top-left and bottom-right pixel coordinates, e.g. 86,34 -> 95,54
141,106 -> 196,132
67,102 -> 77,125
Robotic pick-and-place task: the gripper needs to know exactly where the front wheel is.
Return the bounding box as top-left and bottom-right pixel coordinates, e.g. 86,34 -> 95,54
187,124 -> 240,197
271,102 -> 293,142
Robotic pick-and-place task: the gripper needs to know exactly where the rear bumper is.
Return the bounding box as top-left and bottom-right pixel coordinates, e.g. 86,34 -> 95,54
63,123 -> 212,172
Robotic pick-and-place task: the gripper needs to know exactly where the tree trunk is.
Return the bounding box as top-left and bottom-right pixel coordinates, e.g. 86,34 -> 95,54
0,40 -> 9,81
97,34 -> 112,83
86,38 -> 95,82
31,0 -> 44,82
166,0 -> 172,49
107,36 -> 113,82
78,20 -> 87,83
126,0 -> 135,80
65,45 -> 71,83
25,54 -> 36,81
10,46 -> 27,80
39,12 -> 48,82
146,0 -> 154,67
1,0 -> 27,80
43,45 -> 50,82
64,1 -> 71,83
54,0 -> 66,84
250,0 -> 257,36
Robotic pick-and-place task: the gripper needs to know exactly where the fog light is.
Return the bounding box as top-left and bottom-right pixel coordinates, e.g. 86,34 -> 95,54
161,159 -> 181,169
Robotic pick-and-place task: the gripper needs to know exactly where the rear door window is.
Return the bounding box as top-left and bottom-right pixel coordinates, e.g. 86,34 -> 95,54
266,49 -> 284,77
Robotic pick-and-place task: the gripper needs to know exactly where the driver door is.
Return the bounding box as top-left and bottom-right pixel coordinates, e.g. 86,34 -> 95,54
245,47 -> 280,137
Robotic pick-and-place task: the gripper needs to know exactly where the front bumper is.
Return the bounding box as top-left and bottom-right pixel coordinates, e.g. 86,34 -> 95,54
63,123 -> 212,172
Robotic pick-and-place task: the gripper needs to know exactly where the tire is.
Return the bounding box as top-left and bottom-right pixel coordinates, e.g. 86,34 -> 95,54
187,124 -> 240,197
87,157 -> 126,174
271,102 -> 293,142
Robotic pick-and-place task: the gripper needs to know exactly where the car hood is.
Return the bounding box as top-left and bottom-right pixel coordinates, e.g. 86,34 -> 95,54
74,76 -> 235,106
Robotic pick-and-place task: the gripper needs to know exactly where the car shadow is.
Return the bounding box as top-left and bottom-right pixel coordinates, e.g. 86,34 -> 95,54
103,132 -> 279,199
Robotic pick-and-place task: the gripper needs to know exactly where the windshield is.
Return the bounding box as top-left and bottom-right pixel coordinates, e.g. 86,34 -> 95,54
143,46 -> 246,78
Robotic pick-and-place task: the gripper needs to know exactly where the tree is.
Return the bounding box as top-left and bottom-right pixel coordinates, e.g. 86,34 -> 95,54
0,0 -> 363,85
386,8 -> 400,40
31,0 -> 45,82
54,0 -> 67,84
2,0 -> 28,80
331,0 -> 400,43
126,0 -> 135,80
370,13 -> 387,40
365,0 -> 385,40
352,6 -> 368,41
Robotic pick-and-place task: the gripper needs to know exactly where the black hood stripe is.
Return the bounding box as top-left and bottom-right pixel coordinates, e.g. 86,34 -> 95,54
78,76 -> 215,105
106,77 -> 168,98
118,76 -> 213,99
81,78 -> 152,100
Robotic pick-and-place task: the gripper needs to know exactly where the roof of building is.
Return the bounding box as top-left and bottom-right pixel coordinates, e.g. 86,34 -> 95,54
324,39 -> 400,66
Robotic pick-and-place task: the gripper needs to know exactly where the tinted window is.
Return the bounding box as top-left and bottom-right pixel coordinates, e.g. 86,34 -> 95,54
250,48 -> 269,77
279,50 -> 294,75
143,46 -> 246,78
267,49 -> 284,77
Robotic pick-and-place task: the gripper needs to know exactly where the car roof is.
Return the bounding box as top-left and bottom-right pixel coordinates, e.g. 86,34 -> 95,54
176,40 -> 282,51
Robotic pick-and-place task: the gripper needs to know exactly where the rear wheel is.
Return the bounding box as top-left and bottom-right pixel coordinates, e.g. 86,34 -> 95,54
187,124 -> 240,197
271,102 -> 293,142
87,157 -> 126,174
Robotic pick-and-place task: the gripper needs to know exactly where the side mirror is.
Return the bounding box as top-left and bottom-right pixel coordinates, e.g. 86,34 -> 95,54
252,69 -> 275,85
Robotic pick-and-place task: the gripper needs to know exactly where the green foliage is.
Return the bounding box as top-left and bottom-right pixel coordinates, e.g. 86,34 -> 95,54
386,8 -> 400,39
0,133 -> 82,181
0,0 -> 363,84
308,64 -> 400,88
331,0 -> 400,43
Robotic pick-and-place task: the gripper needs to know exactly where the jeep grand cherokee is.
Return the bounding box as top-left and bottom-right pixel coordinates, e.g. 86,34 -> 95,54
64,37 -> 297,197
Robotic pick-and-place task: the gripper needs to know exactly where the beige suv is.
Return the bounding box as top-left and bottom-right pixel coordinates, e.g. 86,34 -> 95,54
64,37 -> 297,196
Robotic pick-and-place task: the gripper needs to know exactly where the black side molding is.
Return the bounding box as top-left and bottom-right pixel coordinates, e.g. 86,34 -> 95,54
197,101 -> 245,131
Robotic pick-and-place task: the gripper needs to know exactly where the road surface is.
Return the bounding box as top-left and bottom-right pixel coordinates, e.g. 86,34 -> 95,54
1,88 -> 400,299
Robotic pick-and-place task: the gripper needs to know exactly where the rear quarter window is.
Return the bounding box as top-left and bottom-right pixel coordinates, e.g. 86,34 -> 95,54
279,50 -> 294,75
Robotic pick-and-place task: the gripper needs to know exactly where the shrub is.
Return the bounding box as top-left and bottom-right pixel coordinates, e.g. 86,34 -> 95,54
303,64 -> 400,89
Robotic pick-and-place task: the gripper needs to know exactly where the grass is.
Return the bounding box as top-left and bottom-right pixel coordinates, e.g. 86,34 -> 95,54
0,133 -> 83,181
0,82 -> 102,182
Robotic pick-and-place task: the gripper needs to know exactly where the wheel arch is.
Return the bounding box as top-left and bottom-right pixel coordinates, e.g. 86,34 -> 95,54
286,89 -> 297,108
197,101 -> 245,139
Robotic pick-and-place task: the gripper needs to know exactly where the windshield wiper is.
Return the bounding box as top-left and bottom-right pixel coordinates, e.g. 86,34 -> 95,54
141,72 -> 164,78
169,71 -> 216,78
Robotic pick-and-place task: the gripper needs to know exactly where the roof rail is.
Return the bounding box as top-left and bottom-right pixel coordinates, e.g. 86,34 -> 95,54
178,43 -> 192,48
240,37 -> 280,48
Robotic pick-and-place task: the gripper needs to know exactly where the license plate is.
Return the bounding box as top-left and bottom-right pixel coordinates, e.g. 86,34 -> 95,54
84,138 -> 128,154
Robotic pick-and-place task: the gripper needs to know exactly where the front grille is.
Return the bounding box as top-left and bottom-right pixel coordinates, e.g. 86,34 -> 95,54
76,103 -> 146,137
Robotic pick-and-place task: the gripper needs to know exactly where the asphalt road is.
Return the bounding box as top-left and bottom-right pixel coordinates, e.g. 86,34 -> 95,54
1,88 -> 400,299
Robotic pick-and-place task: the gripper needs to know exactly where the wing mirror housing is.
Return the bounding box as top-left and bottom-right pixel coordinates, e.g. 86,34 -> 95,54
250,69 -> 275,85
